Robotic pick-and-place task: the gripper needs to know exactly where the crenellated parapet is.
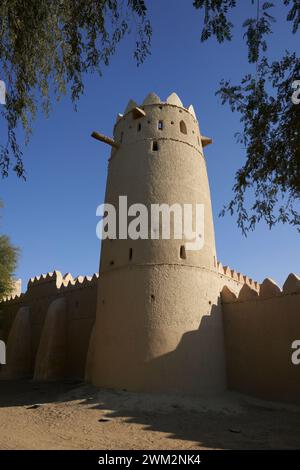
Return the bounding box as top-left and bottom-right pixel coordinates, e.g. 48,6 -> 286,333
59,273 -> 99,292
1,271 -> 99,306
221,272 -> 300,303
0,292 -> 25,305
27,270 -> 65,289
0,270 -> 99,342
91,92 -> 213,160
217,261 -> 260,293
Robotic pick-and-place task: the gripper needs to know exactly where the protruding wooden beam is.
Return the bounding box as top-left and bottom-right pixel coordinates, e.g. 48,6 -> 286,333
91,131 -> 120,149
201,135 -> 213,147
132,106 -> 146,119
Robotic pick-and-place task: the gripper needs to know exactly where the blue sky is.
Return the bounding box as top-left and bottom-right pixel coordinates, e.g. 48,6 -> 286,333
1,0 -> 299,290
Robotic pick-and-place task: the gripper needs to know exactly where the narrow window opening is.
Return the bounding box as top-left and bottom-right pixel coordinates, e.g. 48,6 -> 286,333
180,120 -> 187,134
110,260 -> 114,266
180,245 -> 186,260
129,248 -> 133,261
137,122 -> 141,132
120,131 -> 124,142
152,141 -> 159,151
158,120 -> 163,130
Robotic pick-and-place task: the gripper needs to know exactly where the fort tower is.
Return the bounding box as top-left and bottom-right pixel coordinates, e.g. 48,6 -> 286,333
91,92 -> 227,394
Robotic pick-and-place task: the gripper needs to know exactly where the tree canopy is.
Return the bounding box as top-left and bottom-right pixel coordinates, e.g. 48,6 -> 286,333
0,201 -> 19,301
193,0 -> 300,233
0,0 -> 299,232
0,0 -> 151,177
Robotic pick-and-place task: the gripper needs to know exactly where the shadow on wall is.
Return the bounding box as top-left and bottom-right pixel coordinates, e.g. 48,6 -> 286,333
88,298 -> 227,396
222,273 -> 300,405
143,303 -> 226,395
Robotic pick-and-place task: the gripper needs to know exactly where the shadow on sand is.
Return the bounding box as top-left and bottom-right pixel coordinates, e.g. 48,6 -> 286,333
1,305 -> 300,449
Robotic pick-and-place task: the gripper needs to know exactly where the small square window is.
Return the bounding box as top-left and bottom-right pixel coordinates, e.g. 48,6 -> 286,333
180,245 -> 186,260
158,120 -> 163,130
152,141 -> 159,151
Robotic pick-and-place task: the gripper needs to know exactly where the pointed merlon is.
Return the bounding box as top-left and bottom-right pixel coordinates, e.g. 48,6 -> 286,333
166,92 -> 183,107
221,286 -> 237,303
62,273 -> 74,287
74,276 -> 85,285
132,107 -> 146,119
142,92 -> 161,105
260,278 -> 281,298
188,104 -> 197,119
124,99 -> 137,114
283,273 -> 300,294
230,270 -> 239,281
201,135 -> 213,147
238,284 -> 259,301
91,132 -> 119,149
223,265 -> 231,276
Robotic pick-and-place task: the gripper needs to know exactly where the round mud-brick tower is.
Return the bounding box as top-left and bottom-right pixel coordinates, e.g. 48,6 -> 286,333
91,92 -> 227,395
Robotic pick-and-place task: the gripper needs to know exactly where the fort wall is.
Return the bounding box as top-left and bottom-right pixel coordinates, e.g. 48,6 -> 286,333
0,271 -> 98,379
222,274 -> 300,404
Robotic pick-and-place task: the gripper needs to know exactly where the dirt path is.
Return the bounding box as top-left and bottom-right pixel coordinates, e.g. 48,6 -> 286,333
0,380 -> 300,450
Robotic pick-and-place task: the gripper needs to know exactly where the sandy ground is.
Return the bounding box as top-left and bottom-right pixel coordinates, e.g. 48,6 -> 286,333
0,380 -> 300,450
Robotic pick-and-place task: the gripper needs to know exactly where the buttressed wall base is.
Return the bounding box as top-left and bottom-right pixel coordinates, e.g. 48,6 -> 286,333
0,271 -> 98,381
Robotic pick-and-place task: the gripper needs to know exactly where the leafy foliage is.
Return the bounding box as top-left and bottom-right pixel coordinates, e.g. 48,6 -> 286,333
1,0 -> 300,233
243,2 -> 275,64
0,0 -> 151,178
217,53 -> 300,233
0,201 -> 19,301
195,0 -> 300,232
193,0 -> 237,42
